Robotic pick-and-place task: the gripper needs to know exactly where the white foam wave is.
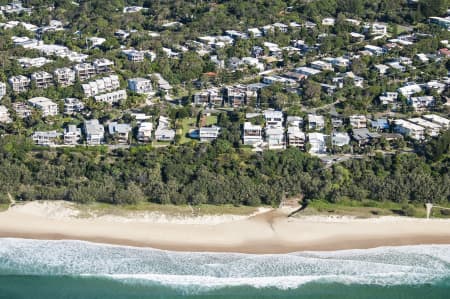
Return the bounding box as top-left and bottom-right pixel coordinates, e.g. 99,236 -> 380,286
0,238 -> 449,291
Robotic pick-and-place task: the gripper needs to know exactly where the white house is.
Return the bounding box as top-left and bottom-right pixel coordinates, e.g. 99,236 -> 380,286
64,125 -> 82,145
28,97 -> 58,117
0,82 -> 6,99
108,122 -> 132,144
243,122 -> 262,146
332,132 -> 350,147
371,23 -> 388,36
84,119 -> 104,145
349,115 -> 367,128
264,110 -> 284,128
0,105 -> 11,123
137,122 -> 153,142
287,126 -> 305,148
128,77 -> 153,94
308,132 -> 327,154
265,127 -> 286,150
54,67 -> 76,86
398,84 -> 422,98
308,114 -> 325,130
422,114 -> 450,130
199,126 -> 221,142
394,119 -> 425,140
408,118 -> 441,137
64,98 -> 84,115
32,131 -> 61,146
9,75 -> 30,93
379,92 -> 398,105
31,71 -> 53,88
122,49 -> 145,62
409,96 -> 435,111
94,90 -> 127,105
74,63 -> 96,81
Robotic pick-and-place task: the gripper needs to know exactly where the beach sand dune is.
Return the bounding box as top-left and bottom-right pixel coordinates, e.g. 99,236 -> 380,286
0,201 -> 449,253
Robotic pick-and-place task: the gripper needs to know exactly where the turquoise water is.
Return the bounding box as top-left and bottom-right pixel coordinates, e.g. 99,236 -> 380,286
0,239 -> 449,299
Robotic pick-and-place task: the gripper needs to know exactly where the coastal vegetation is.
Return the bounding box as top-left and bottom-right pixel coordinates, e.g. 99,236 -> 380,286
0,127 -> 448,208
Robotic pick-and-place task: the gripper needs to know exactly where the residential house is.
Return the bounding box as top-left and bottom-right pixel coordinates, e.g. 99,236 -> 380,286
94,90 -> 127,104
408,118 -> 441,137
398,84 -> 422,98
349,115 -> 367,128
425,81 -> 446,94
225,85 -> 246,107
0,82 -> 6,99
370,118 -> 390,130
243,122 -> 262,146
64,98 -> 84,115
12,102 -> 32,118
122,49 -> 144,62
352,128 -> 381,145
379,92 -> 398,105
108,122 -> 132,144
64,125 -> 82,145
32,131 -> 61,146
345,72 -> 364,87
286,116 -> 303,128
199,126 -> 221,142
287,126 -> 305,148
28,97 -> 58,117
82,75 -> 121,97
74,63 -> 96,81
152,73 -> 173,93
308,114 -> 325,130
331,117 -> 344,128
394,119 -> 425,140
0,105 -> 11,123
17,57 -> 52,68
128,78 -> 153,94
364,45 -> 385,56
31,71 -> 53,88
137,122 -> 153,142
422,114 -> 450,130
194,91 -> 209,106
84,119 -> 104,145
93,58 -> 114,73
8,75 -> 30,93
295,66 -> 322,77
155,116 -> 175,142
409,96 -> 435,111
332,132 -> 351,147
371,23 -> 388,36
311,60 -> 333,71
308,132 -> 327,154
265,127 -> 286,150
264,110 -> 284,128
374,64 -> 390,75
209,88 -> 223,106
322,18 -> 335,26
54,67 -> 76,86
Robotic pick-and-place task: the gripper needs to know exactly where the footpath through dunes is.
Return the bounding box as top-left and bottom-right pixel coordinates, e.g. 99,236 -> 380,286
0,201 -> 450,253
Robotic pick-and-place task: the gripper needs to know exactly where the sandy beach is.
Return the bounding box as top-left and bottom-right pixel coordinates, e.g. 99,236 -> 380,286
0,201 -> 449,253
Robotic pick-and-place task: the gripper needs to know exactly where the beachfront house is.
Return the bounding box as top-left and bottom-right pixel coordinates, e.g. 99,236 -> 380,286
64,125 -> 82,145
243,122 -> 262,146
84,119 -> 105,145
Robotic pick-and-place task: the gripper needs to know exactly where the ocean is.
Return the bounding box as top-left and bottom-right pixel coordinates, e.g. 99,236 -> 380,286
0,238 -> 449,299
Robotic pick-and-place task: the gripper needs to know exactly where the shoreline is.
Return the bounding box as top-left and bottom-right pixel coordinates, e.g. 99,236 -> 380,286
0,201 -> 449,254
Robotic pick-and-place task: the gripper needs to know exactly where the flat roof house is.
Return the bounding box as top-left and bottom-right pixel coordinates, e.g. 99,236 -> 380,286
308,132 -> 327,154
409,96 -> 435,111
394,119 -> 425,140
264,110 -> 283,128
199,126 -> 221,142
74,63 -> 96,81
0,105 -> 11,123
243,122 -> 262,146
108,122 -> 132,144
64,98 -> 84,115
84,119 -> 104,145
287,126 -> 305,148
8,75 -> 30,93
0,82 -> 6,99
308,114 -> 325,131
64,125 -> 82,145
128,77 -> 153,94
422,114 -> 450,129
28,97 -> 58,117
94,90 -> 127,105
137,122 -> 153,142
32,131 -> 61,146
31,71 -> 53,88
408,118 -> 441,137
54,67 -> 76,87
265,127 -> 286,150
349,115 -> 367,128
332,132 -> 350,147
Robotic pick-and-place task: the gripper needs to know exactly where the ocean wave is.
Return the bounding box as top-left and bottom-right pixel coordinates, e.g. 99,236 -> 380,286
0,238 -> 449,292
